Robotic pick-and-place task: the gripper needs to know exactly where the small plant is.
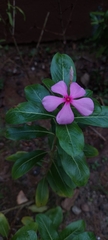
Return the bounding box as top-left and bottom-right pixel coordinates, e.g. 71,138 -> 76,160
0,0 -> 25,36
1,52 -> 108,239
0,207 -> 96,240
90,9 -> 108,56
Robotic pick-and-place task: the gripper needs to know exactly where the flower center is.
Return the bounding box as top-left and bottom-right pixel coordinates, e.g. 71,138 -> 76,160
64,95 -> 72,103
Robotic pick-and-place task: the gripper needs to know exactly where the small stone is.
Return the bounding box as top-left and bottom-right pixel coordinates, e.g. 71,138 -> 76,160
72,205 -> 81,215
0,142 -> 4,148
0,237 -> 3,240
31,66 -> 35,71
96,237 -> 101,240
80,73 -> 90,87
81,203 -> 90,212
42,64 -> 45,70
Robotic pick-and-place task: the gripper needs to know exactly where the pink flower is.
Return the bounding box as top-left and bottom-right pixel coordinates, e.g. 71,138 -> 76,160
42,81 -> 94,125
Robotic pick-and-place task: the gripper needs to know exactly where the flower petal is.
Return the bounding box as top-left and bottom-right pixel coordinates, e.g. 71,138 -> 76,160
72,98 -> 94,116
42,96 -> 64,112
51,81 -> 68,96
70,82 -> 86,99
56,103 -> 74,124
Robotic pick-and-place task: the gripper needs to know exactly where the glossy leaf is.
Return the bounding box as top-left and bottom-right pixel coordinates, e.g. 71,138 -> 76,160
6,125 -> 51,140
24,84 -> 49,103
59,220 -> 85,240
6,151 -> 27,162
35,178 -> 49,207
72,232 -> 96,240
56,122 -> 84,159
11,223 -> 38,240
45,206 -> 63,229
36,214 -> 59,240
85,89 -> 93,97
84,144 -> 98,157
75,106 -> 108,127
28,205 -> 48,213
59,148 -> 90,186
42,78 -> 55,91
6,102 -> 54,124
11,150 -> 46,179
0,213 -> 10,237
50,53 -> 76,85
47,161 -> 74,197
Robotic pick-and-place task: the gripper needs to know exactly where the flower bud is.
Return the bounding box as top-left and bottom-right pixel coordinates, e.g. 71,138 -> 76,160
69,66 -> 73,82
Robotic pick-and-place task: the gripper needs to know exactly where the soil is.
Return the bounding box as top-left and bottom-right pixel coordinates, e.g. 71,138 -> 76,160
0,40 -> 108,240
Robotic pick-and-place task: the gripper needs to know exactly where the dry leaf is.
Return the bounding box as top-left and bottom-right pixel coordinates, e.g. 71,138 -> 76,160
17,190 -> 28,205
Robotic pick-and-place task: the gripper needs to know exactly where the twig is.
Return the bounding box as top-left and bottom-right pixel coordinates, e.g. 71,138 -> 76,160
89,126 -> 106,142
12,0 -> 15,36
63,0 -> 78,35
12,35 -> 31,81
37,27 -> 63,36
29,12 -> 50,67
1,200 -> 34,214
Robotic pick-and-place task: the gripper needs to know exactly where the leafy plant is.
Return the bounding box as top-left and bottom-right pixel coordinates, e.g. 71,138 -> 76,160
3,52 -> 108,239
0,207 -> 96,240
90,9 -> 108,56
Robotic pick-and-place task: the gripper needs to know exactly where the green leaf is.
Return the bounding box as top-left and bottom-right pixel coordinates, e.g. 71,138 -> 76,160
6,151 -> 27,162
36,214 -> 59,240
16,6 -> 26,21
24,84 -> 49,104
75,106 -> 108,127
47,161 -> 74,197
59,148 -> 90,186
0,213 -> 10,237
84,144 -> 98,157
72,232 -> 96,240
50,53 -> 76,85
6,125 -> 51,140
11,223 -> 38,240
45,206 -> 63,230
56,122 -> 84,159
59,220 -> 86,240
7,11 -> 13,26
28,205 -> 48,213
35,178 -> 49,207
85,89 -> 93,97
11,150 -> 46,179
42,78 -> 55,91
6,102 -> 54,124
21,216 -> 34,226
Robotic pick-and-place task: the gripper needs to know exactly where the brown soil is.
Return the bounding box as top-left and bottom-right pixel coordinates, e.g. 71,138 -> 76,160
0,41 -> 108,240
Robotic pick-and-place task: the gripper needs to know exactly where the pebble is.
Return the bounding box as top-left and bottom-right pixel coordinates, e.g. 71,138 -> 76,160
0,142 -> 4,148
72,205 -> 81,215
31,66 -> 35,71
81,203 -> 90,212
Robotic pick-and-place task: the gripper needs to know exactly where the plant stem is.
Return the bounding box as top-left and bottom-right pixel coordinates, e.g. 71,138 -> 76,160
12,0 -> 15,36
1,200 -> 34,214
29,12 -> 50,67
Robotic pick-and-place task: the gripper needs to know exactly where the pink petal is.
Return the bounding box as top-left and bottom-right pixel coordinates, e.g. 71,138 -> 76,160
70,82 -> 86,99
72,98 -> 94,116
42,96 -> 64,112
51,81 -> 68,96
56,103 -> 74,124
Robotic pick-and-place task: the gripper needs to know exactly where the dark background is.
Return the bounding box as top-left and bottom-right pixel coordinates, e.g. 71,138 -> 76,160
0,0 -> 108,43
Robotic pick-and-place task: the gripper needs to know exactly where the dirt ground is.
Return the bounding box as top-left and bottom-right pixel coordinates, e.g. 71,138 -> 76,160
0,41 -> 108,240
